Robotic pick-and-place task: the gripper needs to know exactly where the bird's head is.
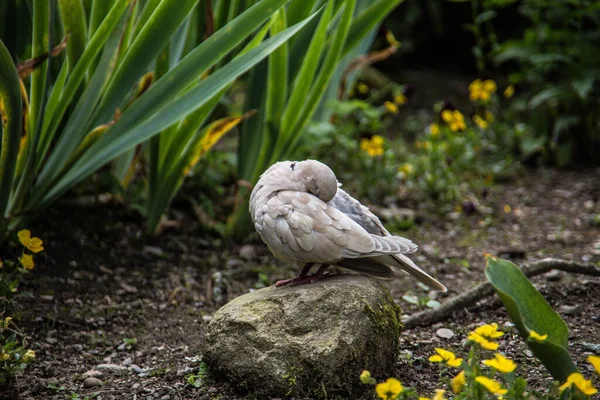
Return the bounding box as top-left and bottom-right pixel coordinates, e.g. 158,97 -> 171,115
259,159 -> 338,202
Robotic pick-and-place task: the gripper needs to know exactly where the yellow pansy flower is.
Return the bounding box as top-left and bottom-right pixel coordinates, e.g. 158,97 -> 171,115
483,353 -> 517,374
384,101 -> 399,114
468,332 -> 499,350
475,323 -> 504,339
528,330 -> 547,342
360,370 -> 375,384
428,348 -> 463,368
429,123 -> 440,137
589,355 -> 600,374
394,94 -> 407,105
504,85 -> 515,98
360,135 -> 385,157
0,353 -> 10,361
559,373 -> 598,396
17,229 -> 44,253
441,110 -> 466,132
357,82 -> 369,94
485,110 -> 495,123
473,115 -> 488,129
469,79 -> 497,102
451,371 -> 466,394
22,349 -> 35,362
19,254 -> 34,271
476,376 -> 508,395
376,378 -> 403,400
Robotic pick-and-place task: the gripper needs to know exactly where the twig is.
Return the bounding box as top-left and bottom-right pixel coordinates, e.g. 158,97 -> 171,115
404,258 -> 600,329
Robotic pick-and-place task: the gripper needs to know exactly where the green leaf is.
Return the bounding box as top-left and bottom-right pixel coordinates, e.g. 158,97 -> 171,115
0,39 -> 22,236
528,87 -> 564,109
58,0 -> 88,73
38,8 -> 318,208
29,0 -> 50,133
484,254 -> 578,381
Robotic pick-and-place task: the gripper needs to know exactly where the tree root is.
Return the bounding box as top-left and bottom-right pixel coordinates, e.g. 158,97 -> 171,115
403,258 -> 600,329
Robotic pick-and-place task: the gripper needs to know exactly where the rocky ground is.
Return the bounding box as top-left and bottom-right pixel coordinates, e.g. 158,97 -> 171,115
1,168 -> 599,399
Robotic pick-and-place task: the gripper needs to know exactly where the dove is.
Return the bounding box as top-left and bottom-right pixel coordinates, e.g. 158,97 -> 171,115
249,159 -> 447,291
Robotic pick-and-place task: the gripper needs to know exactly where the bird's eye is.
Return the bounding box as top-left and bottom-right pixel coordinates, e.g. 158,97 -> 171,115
290,162 -> 296,171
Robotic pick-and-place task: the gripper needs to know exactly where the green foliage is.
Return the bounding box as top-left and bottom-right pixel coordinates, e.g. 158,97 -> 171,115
186,361 -> 209,388
483,0 -> 600,166
0,317 -> 35,386
484,254 -> 578,382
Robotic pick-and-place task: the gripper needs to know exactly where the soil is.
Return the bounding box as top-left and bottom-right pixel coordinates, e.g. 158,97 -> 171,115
1,168 -> 599,400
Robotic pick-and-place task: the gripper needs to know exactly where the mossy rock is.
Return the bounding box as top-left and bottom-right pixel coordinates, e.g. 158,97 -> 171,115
203,275 -> 402,398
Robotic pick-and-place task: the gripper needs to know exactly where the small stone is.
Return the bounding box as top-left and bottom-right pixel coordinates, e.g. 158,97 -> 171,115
132,383 -> 141,390
584,200 -> 595,210
96,363 -> 128,372
83,370 -> 104,379
83,377 -> 103,388
40,295 -> 54,301
72,344 -> 84,352
436,328 -> 455,339
117,343 -> 127,351
160,395 -> 171,400
119,282 -> 138,293
204,275 -> 402,398
123,357 -> 132,366
545,269 -> 563,281
202,315 -> 213,323
143,245 -> 163,257
239,245 -> 257,261
46,337 -> 58,344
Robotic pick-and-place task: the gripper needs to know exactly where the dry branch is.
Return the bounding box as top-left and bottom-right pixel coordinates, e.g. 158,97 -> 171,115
404,258 -> 600,329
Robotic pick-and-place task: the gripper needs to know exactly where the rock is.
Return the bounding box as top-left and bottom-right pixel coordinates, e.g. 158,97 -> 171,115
204,275 -> 402,398
83,370 -> 104,379
122,357 -> 132,366
83,377 -> 103,388
436,328 -> 454,339
545,269 -> 563,282
239,245 -> 257,261
96,363 -> 128,372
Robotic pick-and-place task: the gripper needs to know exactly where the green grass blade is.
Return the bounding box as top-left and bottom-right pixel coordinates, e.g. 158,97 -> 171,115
287,0 -> 319,26
280,0 -> 332,137
36,61 -> 67,168
91,0 -> 197,127
40,12 -> 317,207
89,0 -> 117,39
0,39 -> 22,236
274,0 -> 354,163
89,0 -> 292,141
40,0 -> 131,161
29,0 -> 49,134
214,0 -> 230,31
131,0 -> 161,42
58,0 -> 88,72
342,0 -> 404,57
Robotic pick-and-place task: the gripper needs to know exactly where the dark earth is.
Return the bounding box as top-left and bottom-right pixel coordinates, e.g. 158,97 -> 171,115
1,167 -> 599,400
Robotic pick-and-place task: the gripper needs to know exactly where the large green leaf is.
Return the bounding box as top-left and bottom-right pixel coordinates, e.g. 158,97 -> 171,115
0,39 -> 22,235
36,9 -> 318,208
484,254 -> 578,381
58,0 -> 88,72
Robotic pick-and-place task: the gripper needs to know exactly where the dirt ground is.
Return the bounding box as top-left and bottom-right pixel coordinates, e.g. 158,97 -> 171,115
1,168 -> 599,400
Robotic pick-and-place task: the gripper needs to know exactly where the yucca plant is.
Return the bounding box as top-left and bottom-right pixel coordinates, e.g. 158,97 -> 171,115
227,0 -> 406,237
0,0 -> 319,240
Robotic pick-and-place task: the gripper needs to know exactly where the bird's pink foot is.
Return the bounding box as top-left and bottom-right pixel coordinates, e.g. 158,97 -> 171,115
274,264 -> 331,287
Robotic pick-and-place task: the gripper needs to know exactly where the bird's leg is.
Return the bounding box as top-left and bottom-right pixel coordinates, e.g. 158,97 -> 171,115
275,263 -> 314,287
309,264 -> 330,283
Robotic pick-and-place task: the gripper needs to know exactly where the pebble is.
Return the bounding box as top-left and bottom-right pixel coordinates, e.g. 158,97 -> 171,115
132,383 -> 141,389
160,396 -> 171,400
545,269 -> 563,281
83,377 -> 103,388
584,200 -> 595,210
239,245 -> 257,261
72,344 -> 83,352
96,363 -> 128,371
436,328 -> 455,339
131,365 -> 149,376
46,338 -> 58,344
117,343 -> 127,351
83,370 -> 104,379
122,357 -> 132,366
202,315 -> 213,323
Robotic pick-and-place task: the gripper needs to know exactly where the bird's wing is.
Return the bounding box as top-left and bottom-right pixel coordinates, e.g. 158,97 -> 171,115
254,190 -> 416,264
330,188 -> 393,236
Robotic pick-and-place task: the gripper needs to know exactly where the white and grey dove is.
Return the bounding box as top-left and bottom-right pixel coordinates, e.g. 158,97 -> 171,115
249,159 -> 447,291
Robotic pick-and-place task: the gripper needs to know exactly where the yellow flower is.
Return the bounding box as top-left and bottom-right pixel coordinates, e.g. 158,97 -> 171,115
432,389 -> 446,400
469,79 -> 497,102
559,373 -> 598,396
398,163 -> 414,176
19,254 -> 34,271
504,205 -> 512,214
528,330 -> 547,342
360,370 -> 374,384
483,353 -> 516,374
503,84 -> 515,98
384,101 -> 399,114
451,371 -> 466,394
394,94 -> 407,105
357,82 -> 369,94
376,378 -> 403,400
17,229 -> 44,253
429,123 -> 440,137
441,110 -> 466,132
485,110 -> 495,123
476,376 -> 508,395
0,353 -> 9,361
360,136 -> 385,157
428,348 -> 463,368
22,349 -> 35,362
473,115 -> 488,129
475,323 -> 504,339
468,332 -> 499,350
589,355 -> 600,374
